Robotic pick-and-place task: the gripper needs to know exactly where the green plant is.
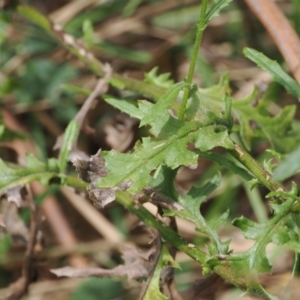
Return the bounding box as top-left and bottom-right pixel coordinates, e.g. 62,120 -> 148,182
2,1 -> 300,299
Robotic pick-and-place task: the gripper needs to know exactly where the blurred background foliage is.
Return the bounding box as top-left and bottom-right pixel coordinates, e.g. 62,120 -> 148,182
1,0 -> 300,299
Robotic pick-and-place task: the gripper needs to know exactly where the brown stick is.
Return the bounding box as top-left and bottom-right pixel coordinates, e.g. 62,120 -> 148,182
5,193 -> 38,300
244,0 -> 300,83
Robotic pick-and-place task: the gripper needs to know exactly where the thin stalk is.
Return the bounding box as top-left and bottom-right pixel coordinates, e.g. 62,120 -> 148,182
65,175 -> 88,189
115,191 -> 277,299
17,5 -> 165,101
243,182 -> 268,223
115,191 -> 207,263
230,143 -> 285,193
179,0 -> 208,119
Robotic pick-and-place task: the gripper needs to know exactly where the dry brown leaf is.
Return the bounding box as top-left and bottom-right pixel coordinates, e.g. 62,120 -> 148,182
73,149 -> 131,207
101,113 -> 137,152
0,213 -> 5,227
51,244 -> 157,280
1,200 -> 29,245
181,273 -> 224,300
0,186 -> 24,207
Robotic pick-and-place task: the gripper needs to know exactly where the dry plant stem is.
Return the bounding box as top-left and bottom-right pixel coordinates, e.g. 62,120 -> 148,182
30,182 -> 87,268
244,0 -> 300,83
6,195 -> 38,300
54,66 -> 112,150
74,65 -> 112,129
116,192 -> 207,263
60,187 -> 123,243
2,239 -> 123,268
2,109 -> 87,268
138,232 -> 163,300
48,21 -> 164,101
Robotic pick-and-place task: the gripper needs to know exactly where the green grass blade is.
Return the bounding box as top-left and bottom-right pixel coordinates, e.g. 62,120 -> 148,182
244,48 -> 300,99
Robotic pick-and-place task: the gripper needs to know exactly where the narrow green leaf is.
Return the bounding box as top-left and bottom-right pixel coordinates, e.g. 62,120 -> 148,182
96,41 -> 152,64
149,165 -> 178,200
122,0 -> 143,17
104,98 -> 144,119
205,0 -> 233,25
17,5 -> 51,32
82,19 -> 94,49
197,151 -> 253,181
0,125 -> 4,138
0,235 -> 11,263
58,120 -> 79,173
140,82 -> 190,127
273,145 -> 300,181
244,48 -> 300,99
0,126 -> 28,142
0,157 -> 57,193
142,244 -> 173,300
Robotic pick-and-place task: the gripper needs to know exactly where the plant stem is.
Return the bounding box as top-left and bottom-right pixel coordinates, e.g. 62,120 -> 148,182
17,5 -> 165,101
230,143 -> 285,193
115,191 -> 207,263
115,191 -> 277,299
65,175 -> 88,189
52,31 -> 165,101
179,0 -> 208,119
243,182 -> 268,223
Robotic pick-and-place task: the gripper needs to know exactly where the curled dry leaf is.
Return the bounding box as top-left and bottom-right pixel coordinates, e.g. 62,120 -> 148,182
100,113 -> 138,152
51,243 -> 158,280
73,149 -> 131,207
1,200 -> 29,244
181,273 -> 223,300
0,213 -> 5,227
143,187 -> 184,211
0,186 -> 24,207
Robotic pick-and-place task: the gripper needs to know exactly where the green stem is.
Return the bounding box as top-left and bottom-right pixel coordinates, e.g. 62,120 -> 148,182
65,175 -> 88,189
243,182 -> 268,223
293,251 -> 300,277
116,191 -> 277,299
230,143 -> 285,193
115,191 -> 207,263
179,0 -> 208,119
142,243 -> 170,300
17,5 -> 165,101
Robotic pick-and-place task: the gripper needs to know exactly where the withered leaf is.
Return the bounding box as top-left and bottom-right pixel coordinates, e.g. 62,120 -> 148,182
181,273 -> 223,300
0,214 -> 5,227
0,186 -> 24,207
51,245 -> 156,280
1,200 -> 29,244
73,149 -> 131,208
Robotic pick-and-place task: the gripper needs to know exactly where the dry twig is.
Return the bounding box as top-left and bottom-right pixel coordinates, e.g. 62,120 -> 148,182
244,0 -> 300,83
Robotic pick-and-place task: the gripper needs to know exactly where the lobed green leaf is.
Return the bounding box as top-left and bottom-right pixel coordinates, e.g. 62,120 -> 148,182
0,155 -> 59,194
232,196 -> 295,273
144,67 -> 174,89
140,82 -> 190,127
